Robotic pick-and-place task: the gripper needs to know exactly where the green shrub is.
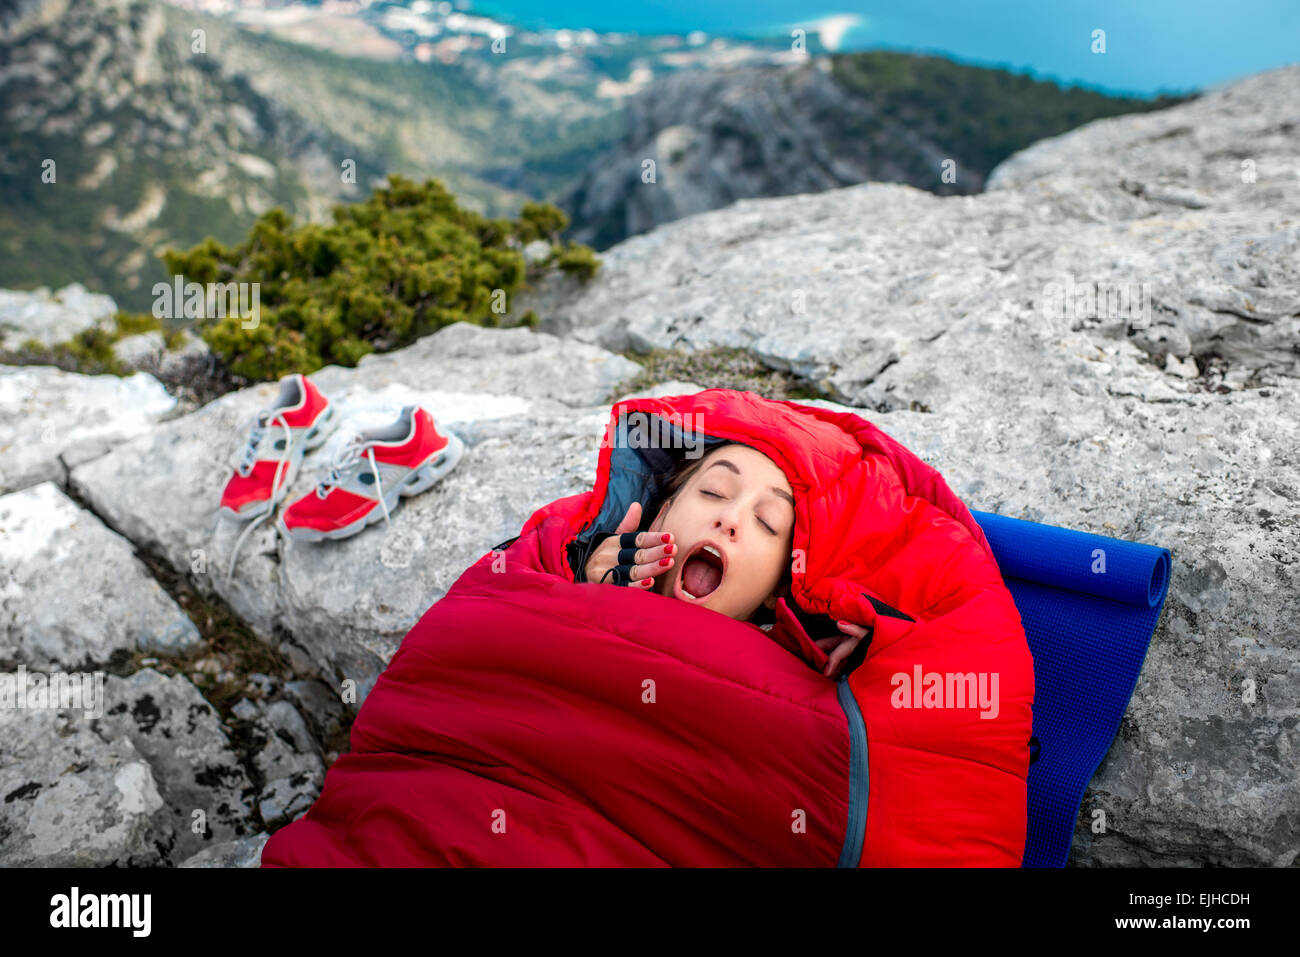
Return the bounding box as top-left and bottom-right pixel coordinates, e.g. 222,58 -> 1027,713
516,201 -> 570,244
6,310 -> 164,377
162,326 -> 188,351
159,175 -> 598,382
113,311 -> 163,337
5,330 -> 126,377
553,241 -> 601,281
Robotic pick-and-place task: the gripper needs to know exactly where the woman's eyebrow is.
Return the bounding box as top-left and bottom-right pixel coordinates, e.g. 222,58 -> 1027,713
704,459 -> 795,508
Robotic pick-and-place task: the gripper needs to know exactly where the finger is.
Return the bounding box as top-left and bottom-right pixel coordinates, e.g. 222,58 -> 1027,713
616,500 -> 642,534
824,640 -> 859,677
630,555 -> 674,583
639,540 -> 675,563
626,564 -> 658,588
814,636 -> 845,651
600,563 -> 648,587
616,539 -> 672,566
837,619 -> 869,637
638,528 -> 674,552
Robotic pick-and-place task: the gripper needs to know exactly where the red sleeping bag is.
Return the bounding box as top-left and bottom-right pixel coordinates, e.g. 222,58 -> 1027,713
261,388 -> 1034,866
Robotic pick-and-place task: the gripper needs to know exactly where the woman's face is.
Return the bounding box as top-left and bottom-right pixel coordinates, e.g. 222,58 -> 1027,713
646,444 -> 796,621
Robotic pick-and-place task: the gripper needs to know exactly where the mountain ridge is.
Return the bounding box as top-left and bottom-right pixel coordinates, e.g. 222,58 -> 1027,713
2,0 -> 1180,309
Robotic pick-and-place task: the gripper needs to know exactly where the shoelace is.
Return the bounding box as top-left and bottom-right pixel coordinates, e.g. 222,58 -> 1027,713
315,435 -> 393,529
224,407 -> 295,584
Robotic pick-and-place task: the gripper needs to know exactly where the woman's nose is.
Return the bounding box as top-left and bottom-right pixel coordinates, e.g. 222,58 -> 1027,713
713,509 -> 740,538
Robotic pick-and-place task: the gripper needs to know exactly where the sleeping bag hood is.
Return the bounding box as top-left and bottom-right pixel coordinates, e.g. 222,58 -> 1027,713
261,387 -> 1035,867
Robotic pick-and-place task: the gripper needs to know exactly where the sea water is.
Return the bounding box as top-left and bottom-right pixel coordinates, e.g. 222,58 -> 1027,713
461,0 -> 1297,97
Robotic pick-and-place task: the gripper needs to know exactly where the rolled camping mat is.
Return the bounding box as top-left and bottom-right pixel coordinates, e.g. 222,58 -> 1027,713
969,509 -> 1173,868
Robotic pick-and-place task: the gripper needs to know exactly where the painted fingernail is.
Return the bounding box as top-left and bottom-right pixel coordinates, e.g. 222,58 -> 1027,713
659,557 -> 671,566
661,533 -> 671,543
665,544 -> 675,554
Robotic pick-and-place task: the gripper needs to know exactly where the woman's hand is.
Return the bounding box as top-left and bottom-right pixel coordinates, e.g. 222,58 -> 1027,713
815,620 -> 870,679
584,501 -> 677,590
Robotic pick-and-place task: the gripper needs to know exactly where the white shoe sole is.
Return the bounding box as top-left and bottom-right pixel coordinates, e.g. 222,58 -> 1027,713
281,431 -> 465,543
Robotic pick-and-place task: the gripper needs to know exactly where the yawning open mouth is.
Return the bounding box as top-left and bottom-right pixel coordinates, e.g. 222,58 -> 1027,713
677,540 -> 726,600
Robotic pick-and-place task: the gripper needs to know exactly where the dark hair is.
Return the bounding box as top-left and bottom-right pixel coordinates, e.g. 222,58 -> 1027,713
647,441 -> 794,616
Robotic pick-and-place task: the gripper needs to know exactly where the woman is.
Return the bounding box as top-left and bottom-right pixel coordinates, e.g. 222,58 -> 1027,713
580,440 -> 869,678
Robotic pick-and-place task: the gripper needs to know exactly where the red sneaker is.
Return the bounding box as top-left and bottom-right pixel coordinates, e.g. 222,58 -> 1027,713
279,405 -> 465,542
218,373 -> 335,582
219,373 -> 335,519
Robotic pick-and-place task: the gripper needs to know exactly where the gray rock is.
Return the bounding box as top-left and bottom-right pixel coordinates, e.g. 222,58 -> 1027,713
0,702 -> 172,866
513,67 -> 1300,867
94,669 -> 259,864
178,831 -> 269,868
277,638 -> 318,678
613,379 -> 708,403
985,69 -> 1300,209
527,66 -> 1300,400
251,700 -> 324,829
257,778 -> 316,829
70,322 -> 629,693
111,329 -> 215,382
157,329 -> 212,380
522,239 -> 552,265
0,365 -> 177,493
219,692 -> 326,830
246,672 -> 275,696
112,330 -> 166,369
0,482 -> 202,670
0,282 -> 117,350
307,320 -> 640,409
282,678 -> 351,755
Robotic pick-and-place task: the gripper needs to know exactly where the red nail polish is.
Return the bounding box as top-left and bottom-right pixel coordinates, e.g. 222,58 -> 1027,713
665,544 -> 675,554
661,533 -> 671,543
659,558 -> 671,566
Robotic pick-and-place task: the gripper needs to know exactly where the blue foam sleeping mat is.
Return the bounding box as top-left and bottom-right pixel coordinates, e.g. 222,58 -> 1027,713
967,510 -> 1173,868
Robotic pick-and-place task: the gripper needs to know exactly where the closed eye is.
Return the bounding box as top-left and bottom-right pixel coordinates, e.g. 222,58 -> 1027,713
702,489 -> 778,536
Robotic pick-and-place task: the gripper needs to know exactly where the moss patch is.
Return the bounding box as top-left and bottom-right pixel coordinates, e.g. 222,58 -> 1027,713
607,345 -> 828,404
0,310 -> 166,377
